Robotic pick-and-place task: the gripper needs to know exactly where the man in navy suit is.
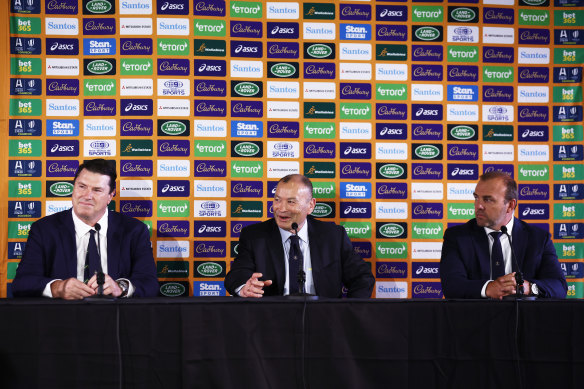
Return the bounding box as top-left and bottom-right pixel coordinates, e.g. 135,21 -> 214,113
441,171 -> 567,299
12,159 -> 158,299
225,174 -> 374,298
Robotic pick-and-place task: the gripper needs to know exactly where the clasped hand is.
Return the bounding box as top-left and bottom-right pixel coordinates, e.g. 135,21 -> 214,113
51,274 -> 122,300
486,272 -> 530,300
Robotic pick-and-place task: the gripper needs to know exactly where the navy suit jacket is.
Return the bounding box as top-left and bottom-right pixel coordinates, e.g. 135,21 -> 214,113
12,209 -> 158,297
225,216 -> 374,298
440,218 -> 567,299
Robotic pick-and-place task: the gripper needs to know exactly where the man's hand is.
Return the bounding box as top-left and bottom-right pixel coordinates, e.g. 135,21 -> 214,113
87,274 -> 123,297
486,272 -> 518,300
239,273 -> 273,298
51,278 -> 95,300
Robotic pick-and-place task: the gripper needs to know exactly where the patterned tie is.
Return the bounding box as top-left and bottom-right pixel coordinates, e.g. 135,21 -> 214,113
288,235 -> 303,294
84,229 -> 101,283
490,231 -> 505,279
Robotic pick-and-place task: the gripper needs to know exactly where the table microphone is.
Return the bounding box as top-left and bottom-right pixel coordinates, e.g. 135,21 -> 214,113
500,226 -> 525,297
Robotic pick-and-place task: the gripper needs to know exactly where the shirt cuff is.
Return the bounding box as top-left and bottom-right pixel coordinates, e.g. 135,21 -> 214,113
116,278 -> 134,298
43,279 -> 61,298
481,280 -> 492,298
235,284 -> 245,297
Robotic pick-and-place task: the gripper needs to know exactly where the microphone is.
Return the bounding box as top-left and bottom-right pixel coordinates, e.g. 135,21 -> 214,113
500,226 -> 524,296
290,222 -> 306,294
94,223 -> 104,296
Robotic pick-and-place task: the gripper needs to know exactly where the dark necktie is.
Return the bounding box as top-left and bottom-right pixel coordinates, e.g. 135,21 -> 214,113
490,231 -> 505,279
84,229 -> 101,283
288,235 -> 303,294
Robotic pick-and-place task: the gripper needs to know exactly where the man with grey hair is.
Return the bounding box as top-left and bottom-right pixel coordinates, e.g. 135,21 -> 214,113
440,171 -> 567,299
225,174 -> 374,298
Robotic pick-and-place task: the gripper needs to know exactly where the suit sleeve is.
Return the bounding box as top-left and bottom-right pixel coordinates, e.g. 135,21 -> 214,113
12,221 -> 53,297
440,228 -> 487,299
526,232 -> 567,299
224,228 -> 256,296
126,222 -> 159,297
339,226 -> 375,298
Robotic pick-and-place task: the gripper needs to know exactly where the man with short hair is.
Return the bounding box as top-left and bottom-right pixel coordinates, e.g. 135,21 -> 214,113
225,174 -> 374,298
12,159 -> 158,299
440,171 -> 567,299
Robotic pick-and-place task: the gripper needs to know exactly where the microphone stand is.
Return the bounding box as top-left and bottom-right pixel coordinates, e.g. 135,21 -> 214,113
287,222 -> 318,300
501,226 -> 536,301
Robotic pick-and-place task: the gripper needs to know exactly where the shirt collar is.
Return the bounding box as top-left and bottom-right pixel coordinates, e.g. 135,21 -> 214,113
278,219 -> 309,244
483,216 -> 514,237
72,208 -> 109,237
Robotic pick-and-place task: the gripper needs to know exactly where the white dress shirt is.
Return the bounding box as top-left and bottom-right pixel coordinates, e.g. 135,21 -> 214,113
278,224 -> 315,295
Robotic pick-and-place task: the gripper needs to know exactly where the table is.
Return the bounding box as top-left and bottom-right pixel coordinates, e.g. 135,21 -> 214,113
0,298 -> 582,389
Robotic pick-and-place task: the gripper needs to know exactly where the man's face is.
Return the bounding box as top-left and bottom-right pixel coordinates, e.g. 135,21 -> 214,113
273,180 -> 316,232
72,169 -> 114,226
473,178 -> 515,230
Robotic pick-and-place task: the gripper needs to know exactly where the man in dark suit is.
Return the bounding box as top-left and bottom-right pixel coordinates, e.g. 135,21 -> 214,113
441,171 -> 567,299
12,159 -> 158,299
225,174 -> 374,298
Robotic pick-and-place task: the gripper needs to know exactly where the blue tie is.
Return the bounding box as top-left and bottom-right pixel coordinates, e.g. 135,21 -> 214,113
288,235 -> 302,294
84,229 -> 101,282
490,231 -> 505,279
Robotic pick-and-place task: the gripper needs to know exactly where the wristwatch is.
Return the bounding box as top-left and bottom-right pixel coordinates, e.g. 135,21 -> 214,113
117,279 -> 129,298
530,282 -> 539,296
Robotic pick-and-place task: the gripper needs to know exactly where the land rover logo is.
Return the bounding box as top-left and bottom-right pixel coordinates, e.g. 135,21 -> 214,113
271,63 -> 296,77
312,203 -> 333,217
379,164 -> 405,179
415,145 -> 440,159
234,82 -> 260,97
87,60 -> 113,75
50,182 -> 74,196
450,125 -> 475,140
86,0 -> 112,13
197,262 -> 223,277
234,142 -> 260,157
451,8 -> 476,22
160,282 -> 186,297
415,27 -> 440,41
307,44 -> 332,59
161,121 -> 186,135
380,223 -> 405,238
521,0 -> 546,5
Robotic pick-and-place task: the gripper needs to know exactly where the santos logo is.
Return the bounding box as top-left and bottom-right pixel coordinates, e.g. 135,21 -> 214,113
157,241 -> 189,258
84,119 -> 116,136
157,160 -> 190,177
231,60 -> 263,78
268,81 -> 299,99
376,202 -> 408,219
195,120 -> 227,137
46,99 -> 79,116
303,23 -> 335,40
518,145 -> 549,161
447,183 -> 476,200
376,281 -> 408,298
46,18 -> 78,35
376,64 -> 407,81
376,143 -> 408,160
194,180 -> 227,197
157,19 -> 189,35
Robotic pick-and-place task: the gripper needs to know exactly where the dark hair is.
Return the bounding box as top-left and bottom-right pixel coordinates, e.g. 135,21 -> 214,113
74,159 -> 117,194
479,171 -> 517,203
278,174 -> 313,199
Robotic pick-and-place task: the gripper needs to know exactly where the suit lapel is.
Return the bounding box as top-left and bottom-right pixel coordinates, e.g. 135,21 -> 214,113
511,218 -> 527,272
107,211 -> 121,278
307,219 -> 323,295
266,220 -> 286,294
61,210 -> 78,277
471,221 -> 492,278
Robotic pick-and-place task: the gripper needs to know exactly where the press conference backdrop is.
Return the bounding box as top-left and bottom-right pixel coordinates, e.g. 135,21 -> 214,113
1,0 -> 583,299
